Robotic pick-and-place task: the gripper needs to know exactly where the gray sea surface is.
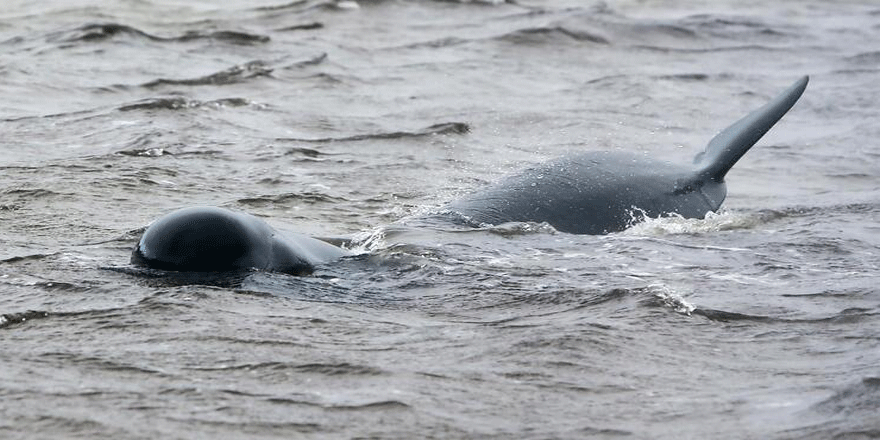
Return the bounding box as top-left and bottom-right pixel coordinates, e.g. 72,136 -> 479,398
1,0 -> 878,439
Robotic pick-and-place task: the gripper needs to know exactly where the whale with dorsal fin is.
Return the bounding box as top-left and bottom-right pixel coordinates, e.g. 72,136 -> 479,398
130,77 -> 808,274
446,76 -> 809,234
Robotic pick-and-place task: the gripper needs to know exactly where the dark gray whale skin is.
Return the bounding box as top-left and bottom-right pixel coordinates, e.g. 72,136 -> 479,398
446,76 -> 809,234
130,206 -> 349,275
130,77 -> 807,273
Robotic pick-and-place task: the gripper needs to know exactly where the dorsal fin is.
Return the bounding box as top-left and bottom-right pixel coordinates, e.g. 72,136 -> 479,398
694,76 -> 808,181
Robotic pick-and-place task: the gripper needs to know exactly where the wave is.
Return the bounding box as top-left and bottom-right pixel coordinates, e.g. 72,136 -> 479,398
691,308 -> 774,323
283,147 -> 325,159
498,26 -> 609,45
283,52 -> 328,69
0,310 -> 50,329
693,306 -> 877,324
264,396 -> 410,412
1,188 -> 60,199
810,377 -> 880,416
639,284 -> 696,315
480,287 -> 630,311
141,60 -> 273,88
117,96 -> 252,112
133,53 -> 326,89
114,147 -> 230,158
126,96 -> 251,113
236,192 -> 347,207
483,8 -> 796,54
394,36 -> 470,50
252,0 -> 366,13
847,51 -> 880,65
252,0 -> 312,11
188,361 -> 386,376
750,203 -> 880,225
680,13 -> 794,38
103,265 -> 253,289
633,44 -> 781,54
432,0 -> 518,4
275,22 -> 324,32
53,23 -> 270,45
324,400 -> 411,411
275,121 -> 470,143
784,377 -> 880,439
654,73 -> 711,81
290,362 -> 387,376
494,13 -> 699,49
38,351 -> 171,376
0,189 -> 67,208
462,285 -> 693,320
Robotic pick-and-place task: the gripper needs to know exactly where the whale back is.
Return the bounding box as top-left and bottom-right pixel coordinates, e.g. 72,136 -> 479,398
447,77 -> 809,234
447,152 -> 715,234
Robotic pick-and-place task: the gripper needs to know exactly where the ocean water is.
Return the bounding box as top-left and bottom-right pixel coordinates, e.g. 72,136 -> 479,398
1,0 -> 878,438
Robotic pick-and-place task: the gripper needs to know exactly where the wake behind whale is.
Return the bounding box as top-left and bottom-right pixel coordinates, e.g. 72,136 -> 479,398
130,77 -> 809,275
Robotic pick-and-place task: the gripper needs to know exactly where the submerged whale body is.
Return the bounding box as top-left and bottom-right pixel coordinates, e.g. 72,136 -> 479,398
131,206 -> 348,275
447,76 -> 809,234
131,77 -> 808,273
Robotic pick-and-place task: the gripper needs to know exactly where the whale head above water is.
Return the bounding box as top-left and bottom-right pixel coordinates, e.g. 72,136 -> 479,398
131,206 -> 348,274
446,76 -> 809,234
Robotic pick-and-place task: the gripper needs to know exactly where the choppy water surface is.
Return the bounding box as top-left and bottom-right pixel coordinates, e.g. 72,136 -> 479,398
1,0 -> 878,438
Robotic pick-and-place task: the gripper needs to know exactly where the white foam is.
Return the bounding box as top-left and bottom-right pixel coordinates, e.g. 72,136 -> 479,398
647,283 -> 695,315
347,227 -> 387,253
624,210 -> 759,236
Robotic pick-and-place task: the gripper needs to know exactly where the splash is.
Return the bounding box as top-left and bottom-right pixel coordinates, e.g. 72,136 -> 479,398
624,209 -> 760,236
484,221 -> 558,237
646,283 -> 695,315
348,227 -> 388,253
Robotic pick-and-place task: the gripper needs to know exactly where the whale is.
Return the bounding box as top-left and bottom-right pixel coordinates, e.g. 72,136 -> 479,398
130,77 -> 808,273
130,206 -> 349,275
445,76 -> 809,234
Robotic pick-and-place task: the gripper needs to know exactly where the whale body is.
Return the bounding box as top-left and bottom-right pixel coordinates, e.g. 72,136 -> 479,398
446,76 -> 809,234
131,77 -> 808,273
